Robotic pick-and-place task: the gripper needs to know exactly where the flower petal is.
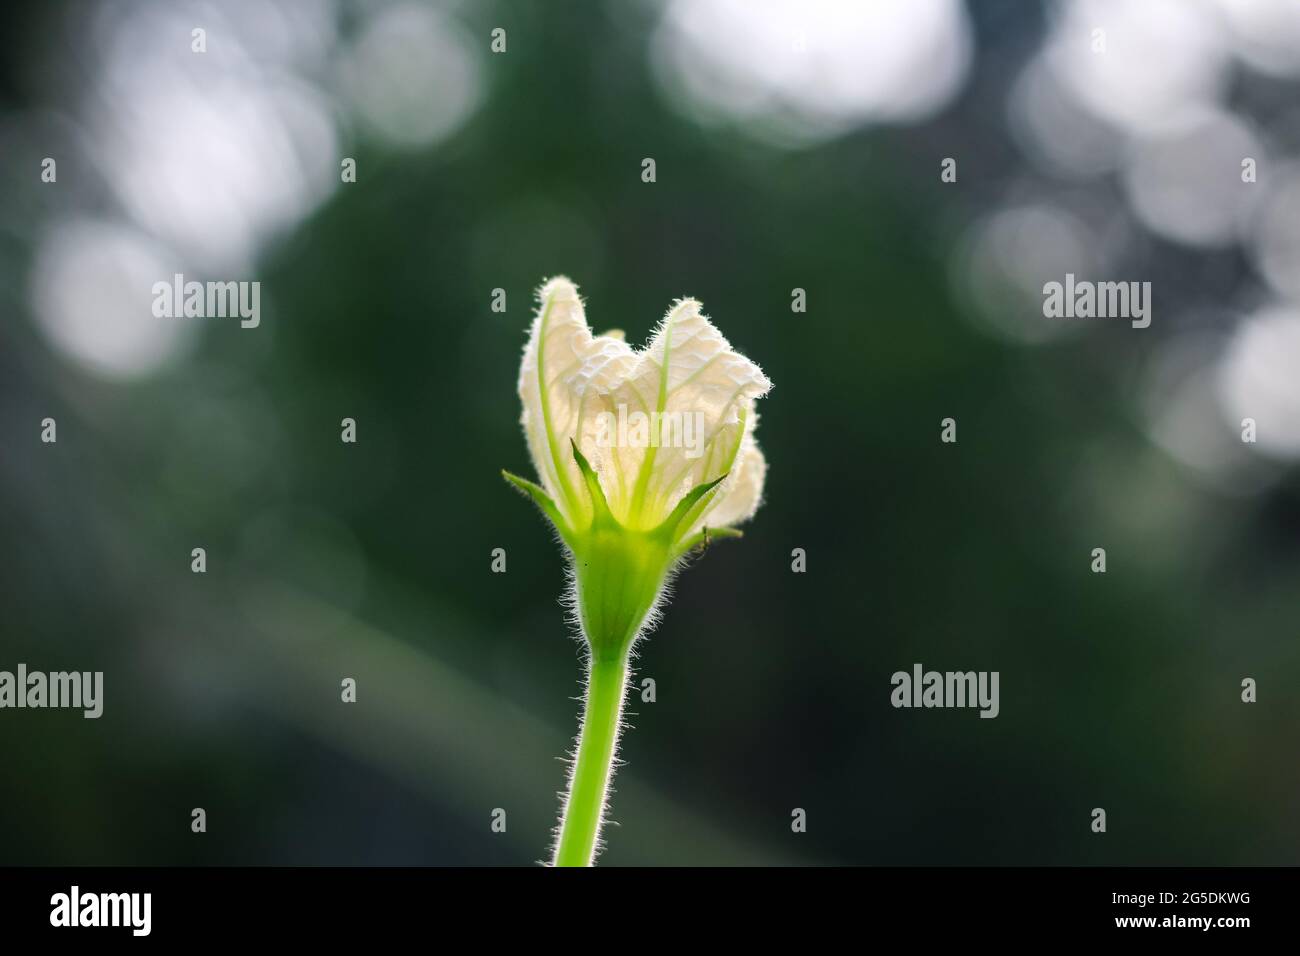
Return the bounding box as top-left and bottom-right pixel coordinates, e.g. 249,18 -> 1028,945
518,277 -> 634,523
692,441 -> 767,533
520,281 -> 771,533
597,298 -> 771,526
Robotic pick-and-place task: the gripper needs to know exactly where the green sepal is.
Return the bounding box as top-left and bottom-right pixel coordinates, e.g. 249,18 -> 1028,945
569,438 -> 613,524
651,473 -> 728,545
502,469 -> 570,538
673,525 -> 743,559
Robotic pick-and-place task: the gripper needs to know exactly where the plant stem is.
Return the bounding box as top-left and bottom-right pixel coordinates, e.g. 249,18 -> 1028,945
553,654 -> 629,866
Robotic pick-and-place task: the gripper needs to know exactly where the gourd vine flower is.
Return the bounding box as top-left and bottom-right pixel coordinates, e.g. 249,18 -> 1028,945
502,276 -> 772,867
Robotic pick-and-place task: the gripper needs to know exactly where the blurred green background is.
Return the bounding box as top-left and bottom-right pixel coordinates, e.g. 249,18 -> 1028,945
1,0 -> 1298,865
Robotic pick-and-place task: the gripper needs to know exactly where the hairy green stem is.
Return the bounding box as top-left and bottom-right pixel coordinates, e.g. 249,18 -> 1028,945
553,654 -> 629,866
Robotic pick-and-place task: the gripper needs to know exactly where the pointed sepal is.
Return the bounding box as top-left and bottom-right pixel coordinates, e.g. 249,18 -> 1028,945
570,438 -> 614,524
651,473 -> 728,545
672,524 -> 743,559
502,469 -> 570,537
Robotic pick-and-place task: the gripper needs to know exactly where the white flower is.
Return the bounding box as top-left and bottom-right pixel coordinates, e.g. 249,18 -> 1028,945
511,276 -> 772,549
505,277 -> 774,866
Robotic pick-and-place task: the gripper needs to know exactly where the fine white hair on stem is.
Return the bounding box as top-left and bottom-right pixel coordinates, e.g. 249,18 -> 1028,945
546,557 -> 686,865
547,650 -> 633,866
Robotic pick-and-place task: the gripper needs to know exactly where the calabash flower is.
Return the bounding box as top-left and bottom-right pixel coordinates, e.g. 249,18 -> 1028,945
502,276 -> 771,865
